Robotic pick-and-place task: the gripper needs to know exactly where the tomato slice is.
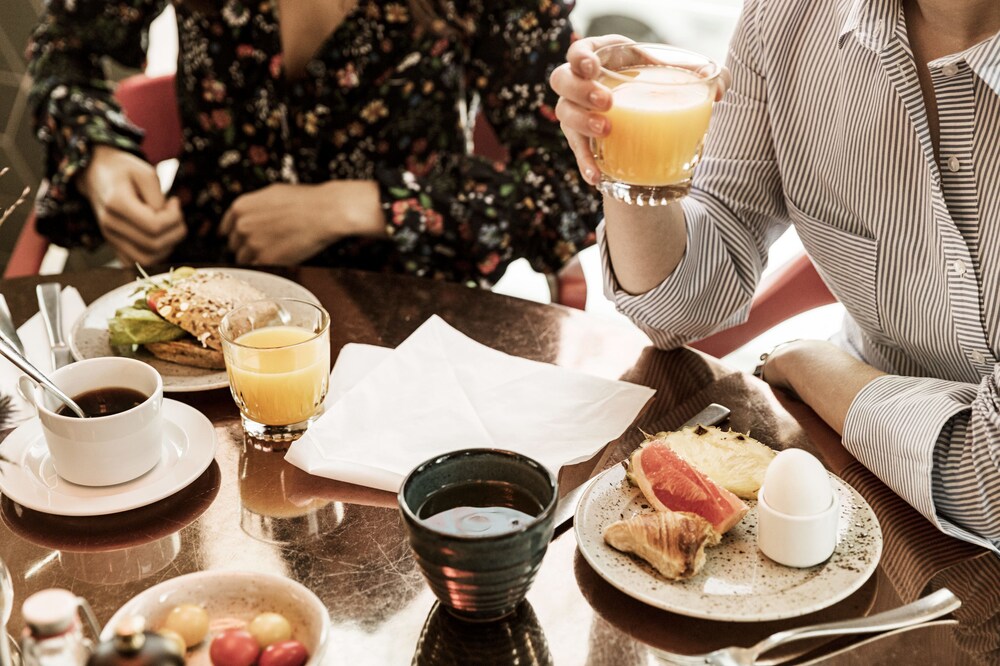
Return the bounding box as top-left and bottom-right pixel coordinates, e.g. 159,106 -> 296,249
147,289 -> 166,313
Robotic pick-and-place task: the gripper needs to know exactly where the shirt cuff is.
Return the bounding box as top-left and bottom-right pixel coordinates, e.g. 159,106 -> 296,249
843,374 -> 977,529
597,197 -> 751,349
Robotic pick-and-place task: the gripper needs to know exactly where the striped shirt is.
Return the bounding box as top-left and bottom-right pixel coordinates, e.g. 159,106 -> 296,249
599,0 -> 1000,554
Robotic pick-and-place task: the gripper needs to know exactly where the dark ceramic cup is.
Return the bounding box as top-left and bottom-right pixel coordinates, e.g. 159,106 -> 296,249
398,449 -> 558,620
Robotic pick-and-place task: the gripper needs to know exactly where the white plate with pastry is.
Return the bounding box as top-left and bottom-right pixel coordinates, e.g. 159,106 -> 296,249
574,461 -> 882,622
69,268 -> 320,392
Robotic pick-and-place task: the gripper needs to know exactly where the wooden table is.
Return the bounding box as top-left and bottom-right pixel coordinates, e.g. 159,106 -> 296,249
0,267 -> 995,665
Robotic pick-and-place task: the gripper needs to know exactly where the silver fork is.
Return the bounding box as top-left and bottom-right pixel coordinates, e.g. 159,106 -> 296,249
658,588 -> 961,666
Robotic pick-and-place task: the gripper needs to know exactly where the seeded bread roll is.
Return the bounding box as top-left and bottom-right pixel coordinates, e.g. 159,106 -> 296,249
149,271 -> 268,350
145,340 -> 226,369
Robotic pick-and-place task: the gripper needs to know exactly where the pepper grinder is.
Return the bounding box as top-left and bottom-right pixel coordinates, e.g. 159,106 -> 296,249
87,617 -> 184,666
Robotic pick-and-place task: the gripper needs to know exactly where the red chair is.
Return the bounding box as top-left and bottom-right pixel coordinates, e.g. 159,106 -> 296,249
690,253 -> 837,357
4,74 -> 181,279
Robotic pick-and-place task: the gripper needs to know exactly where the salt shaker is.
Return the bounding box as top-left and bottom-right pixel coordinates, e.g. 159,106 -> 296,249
19,589 -> 100,666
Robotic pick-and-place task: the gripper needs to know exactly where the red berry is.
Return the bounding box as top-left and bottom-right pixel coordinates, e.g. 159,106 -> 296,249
258,640 -> 309,666
209,629 -> 260,666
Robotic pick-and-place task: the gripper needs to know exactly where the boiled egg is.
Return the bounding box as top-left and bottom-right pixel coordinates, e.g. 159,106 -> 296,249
762,449 -> 833,516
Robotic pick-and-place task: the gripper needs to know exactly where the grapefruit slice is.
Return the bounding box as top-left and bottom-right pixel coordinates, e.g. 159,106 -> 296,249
629,441 -> 749,534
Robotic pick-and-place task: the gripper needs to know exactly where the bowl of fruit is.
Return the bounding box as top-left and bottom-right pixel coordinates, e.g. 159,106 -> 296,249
99,571 -> 329,666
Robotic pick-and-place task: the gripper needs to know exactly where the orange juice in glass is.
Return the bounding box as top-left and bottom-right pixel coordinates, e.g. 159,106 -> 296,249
220,298 -> 330,442
591,44 -> 721,205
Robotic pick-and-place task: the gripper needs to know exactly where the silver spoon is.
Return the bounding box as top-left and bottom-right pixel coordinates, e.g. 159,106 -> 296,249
0,335 -> 85,418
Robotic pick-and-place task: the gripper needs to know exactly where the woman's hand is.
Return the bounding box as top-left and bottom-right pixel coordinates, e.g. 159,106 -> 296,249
549,36 -> 732,186
549,34 -> 632,186
758,339 -> 885,435
77,145 -> 186,266
220,181 -> 384,265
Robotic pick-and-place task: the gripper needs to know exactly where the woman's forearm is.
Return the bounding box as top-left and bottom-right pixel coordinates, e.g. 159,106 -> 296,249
764,340 -> 885,435
602,197 -> 688,295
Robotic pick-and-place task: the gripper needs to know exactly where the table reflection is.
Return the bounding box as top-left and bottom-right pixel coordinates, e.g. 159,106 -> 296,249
0,463 -> 219,552
238,435 -> 346,545
412,601 -> 551,666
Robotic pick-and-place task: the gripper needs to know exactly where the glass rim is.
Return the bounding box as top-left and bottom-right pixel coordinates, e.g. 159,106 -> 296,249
218,297 -> 330,349
397,448 -> 558,542
594,42 -> 722,86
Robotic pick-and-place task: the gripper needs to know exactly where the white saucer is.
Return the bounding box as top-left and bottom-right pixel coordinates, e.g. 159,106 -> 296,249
0,400 -> 216,516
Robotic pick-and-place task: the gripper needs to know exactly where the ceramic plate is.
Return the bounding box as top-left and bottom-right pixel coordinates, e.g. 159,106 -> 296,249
575,464 -> 882,622
101,571 -> 330,666
69,268 -> 320,392
0,400 -> 216,516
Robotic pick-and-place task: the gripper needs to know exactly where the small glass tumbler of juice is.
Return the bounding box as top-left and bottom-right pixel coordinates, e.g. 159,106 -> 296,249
219,298 -> 330,442
591,43 -> 721,205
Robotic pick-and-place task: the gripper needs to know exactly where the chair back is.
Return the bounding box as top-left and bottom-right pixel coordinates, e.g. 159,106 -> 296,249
4,74 -> 182,278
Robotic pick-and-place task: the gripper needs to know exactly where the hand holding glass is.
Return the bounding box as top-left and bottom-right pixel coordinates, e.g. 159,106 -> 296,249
591,43 -> 721,205
220,299 -> 330,441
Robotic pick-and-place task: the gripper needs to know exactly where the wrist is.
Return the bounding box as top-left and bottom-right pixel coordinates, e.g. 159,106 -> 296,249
754,339 -> 810,387
319,180 -> 384,240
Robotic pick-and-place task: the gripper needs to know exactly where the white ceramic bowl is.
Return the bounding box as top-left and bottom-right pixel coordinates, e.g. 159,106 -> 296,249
100,571 -> 330,665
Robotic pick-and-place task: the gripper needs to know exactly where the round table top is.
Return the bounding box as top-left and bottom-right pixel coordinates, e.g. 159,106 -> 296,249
0,266 -> 995,666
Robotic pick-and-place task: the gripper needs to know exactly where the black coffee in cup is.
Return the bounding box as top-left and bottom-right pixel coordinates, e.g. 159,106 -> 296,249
57,387 -> 148,418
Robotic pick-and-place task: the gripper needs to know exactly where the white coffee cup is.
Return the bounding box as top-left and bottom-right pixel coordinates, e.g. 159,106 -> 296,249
25,357 -> 164,486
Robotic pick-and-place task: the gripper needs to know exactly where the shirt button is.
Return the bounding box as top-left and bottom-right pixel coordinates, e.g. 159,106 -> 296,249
942,63 -> 959,77
970,350 -> 986,365
948,156 -> 961,172
952,259 -> 968,277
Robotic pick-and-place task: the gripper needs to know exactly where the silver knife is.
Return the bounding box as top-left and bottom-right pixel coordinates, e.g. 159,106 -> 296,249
0,294 -> 23,355
36,283 -> 73,370
550,403 -> 731,539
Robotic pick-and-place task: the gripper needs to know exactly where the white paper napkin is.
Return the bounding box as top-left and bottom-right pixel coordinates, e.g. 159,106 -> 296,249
285,315 -> 655,492
0,287 -> 86,426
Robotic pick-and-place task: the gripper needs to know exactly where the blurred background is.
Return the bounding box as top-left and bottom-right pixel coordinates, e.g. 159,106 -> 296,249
0,0 -> 843,368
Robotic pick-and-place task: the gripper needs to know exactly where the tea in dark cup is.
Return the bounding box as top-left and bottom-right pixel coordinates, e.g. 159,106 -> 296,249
56,387 -> 148,418
416,479 -> 544,537
399,449 -> 558,620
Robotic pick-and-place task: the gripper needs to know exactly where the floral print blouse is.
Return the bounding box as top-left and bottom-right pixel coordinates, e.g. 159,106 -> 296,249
27,0 -> 600,286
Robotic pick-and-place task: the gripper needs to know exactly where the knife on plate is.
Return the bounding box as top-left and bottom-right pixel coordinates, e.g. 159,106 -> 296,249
550,403 -> 731,539
0,294 -> 23,355
36,283 -> 74,370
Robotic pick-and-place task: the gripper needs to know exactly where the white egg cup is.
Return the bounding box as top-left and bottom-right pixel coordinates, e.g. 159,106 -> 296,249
757,487 -> 840,568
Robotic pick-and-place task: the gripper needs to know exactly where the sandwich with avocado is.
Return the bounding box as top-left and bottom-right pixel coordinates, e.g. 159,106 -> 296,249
108,268 -> 268,369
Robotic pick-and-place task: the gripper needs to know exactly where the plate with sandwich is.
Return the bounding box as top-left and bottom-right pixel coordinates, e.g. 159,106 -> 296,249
69,268 -> 321,392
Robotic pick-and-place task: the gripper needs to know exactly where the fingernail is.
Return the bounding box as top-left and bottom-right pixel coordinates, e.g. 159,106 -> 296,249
583,167 -> 597,184
588,117 -> 605,134
588,91 -> 606,108
581,59 -> 595,77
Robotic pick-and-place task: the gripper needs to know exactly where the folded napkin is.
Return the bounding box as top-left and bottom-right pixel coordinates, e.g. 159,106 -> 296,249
0,287 -> 86,427
286,316 -> 656,492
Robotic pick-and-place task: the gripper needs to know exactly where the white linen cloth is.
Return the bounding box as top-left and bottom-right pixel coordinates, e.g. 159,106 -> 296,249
285,315 -> 655,492
0,287 -> 86,426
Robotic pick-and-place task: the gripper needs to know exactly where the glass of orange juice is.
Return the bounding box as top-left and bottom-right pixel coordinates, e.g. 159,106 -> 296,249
591,43 -> 721,205
219,298 -> 330,442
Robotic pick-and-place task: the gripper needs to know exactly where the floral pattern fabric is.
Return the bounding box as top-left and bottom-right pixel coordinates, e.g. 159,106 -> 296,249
27,0 -> 600,286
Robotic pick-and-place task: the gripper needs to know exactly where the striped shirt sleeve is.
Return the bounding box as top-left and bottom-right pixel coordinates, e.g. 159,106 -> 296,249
843,372 -> 1000,554
599,0 -> 791,350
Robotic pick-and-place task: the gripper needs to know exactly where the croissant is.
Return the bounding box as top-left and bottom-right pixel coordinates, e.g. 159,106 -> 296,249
603,510 -> 720,580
